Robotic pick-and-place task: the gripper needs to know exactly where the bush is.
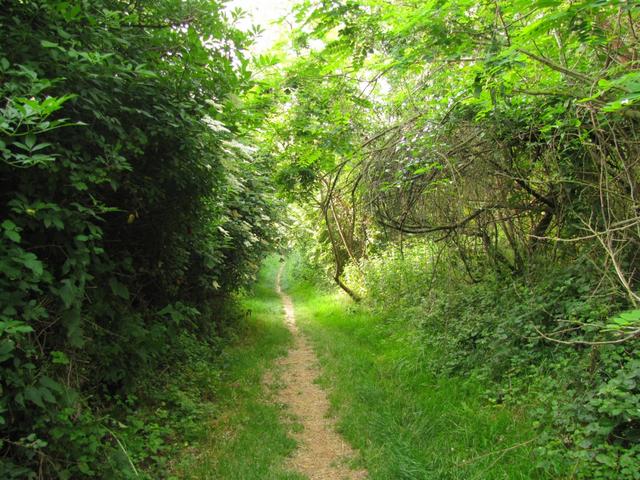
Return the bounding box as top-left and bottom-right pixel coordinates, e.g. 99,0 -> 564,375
0,2 -> 277,477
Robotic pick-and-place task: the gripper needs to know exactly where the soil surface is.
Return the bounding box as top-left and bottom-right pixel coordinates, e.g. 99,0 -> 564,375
272,267 -> 367,480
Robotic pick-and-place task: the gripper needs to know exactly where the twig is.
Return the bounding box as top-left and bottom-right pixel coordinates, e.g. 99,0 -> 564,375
517,49 -> 593,84
106,428 -> 139,477
533,325 -> 640,346
457,438 -> 536,467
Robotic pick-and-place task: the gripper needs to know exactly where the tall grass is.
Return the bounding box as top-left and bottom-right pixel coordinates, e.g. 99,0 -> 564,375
284,265 -> 552,480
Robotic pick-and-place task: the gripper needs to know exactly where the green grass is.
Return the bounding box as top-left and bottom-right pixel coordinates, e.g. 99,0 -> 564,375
172,257 -> 304,480
170,257 -> 552,479
282,270 -> 550,480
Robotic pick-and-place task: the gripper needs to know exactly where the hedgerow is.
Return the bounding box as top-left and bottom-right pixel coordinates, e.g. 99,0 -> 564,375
0,1 -> 278,477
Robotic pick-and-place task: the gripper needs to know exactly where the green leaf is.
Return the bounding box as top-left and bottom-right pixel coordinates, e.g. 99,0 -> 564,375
0,320 -> 33,334
22,253 -> 44,276
24,135 -> 36,150
594,453 -> 616,467
39,376 -> 63,394
2,220 -> 21,243
62,306 -> 84,348
40,387 -> 55,404
51,351 -> 70,365
603,309 -> 640,333
0,340 -> 15,362
40,40 -> 60,48
109,278 -> 130,300
57,280 -> 77,308
24,386 -> 45,408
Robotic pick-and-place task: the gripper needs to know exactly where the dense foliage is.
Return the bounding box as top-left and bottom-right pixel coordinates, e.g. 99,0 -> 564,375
3,0 -> 640,477
264,0 -> 640,477
1,1 -> 278,477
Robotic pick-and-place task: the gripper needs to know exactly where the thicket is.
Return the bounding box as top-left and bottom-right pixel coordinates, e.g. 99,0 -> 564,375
1,1 -> 277,477
265,0 -> 640,477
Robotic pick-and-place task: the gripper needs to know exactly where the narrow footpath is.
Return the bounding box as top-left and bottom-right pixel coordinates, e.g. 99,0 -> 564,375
273,266 -> 367,480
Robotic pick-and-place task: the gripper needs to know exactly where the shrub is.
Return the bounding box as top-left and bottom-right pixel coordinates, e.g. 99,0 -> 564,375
0,1 -> 277,476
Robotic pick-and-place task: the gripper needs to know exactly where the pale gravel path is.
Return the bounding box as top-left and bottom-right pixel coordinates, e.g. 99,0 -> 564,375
273,266 -> 368,480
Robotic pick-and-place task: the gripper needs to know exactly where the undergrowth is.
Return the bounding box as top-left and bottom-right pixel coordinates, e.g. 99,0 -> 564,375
40,256 -> 302,478
283,267 -> 543,478
285,248 -> 640,479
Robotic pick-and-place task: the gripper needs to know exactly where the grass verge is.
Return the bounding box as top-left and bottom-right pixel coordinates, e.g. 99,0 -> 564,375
282,269 -> 552,480
170,256 -> 303,480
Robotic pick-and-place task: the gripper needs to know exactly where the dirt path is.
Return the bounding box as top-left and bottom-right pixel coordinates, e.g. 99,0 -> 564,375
272,266 -> 367,480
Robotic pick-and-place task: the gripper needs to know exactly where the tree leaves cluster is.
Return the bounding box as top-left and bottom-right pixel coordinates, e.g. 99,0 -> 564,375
271,0 -> 640,293
0,1 -> 278,477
